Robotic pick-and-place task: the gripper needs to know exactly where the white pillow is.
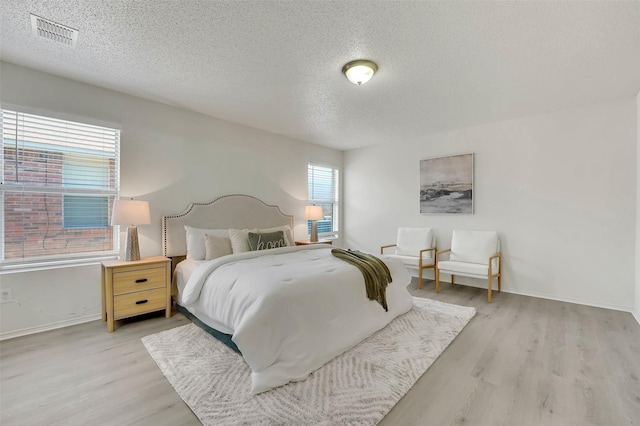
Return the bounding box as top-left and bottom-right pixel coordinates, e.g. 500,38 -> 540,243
184,226 -> 230,260
450,230 -> 498,265
396,227 -> 434,259
205,233 -> 233,260
229,228 -> 255,254
259,225 -> 294,246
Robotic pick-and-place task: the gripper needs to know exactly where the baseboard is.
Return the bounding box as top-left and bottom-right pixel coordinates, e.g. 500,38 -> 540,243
499,288 -> 632,313
633,310 -> 640,326
417,275 -> 633,313
0,313 -> 102,341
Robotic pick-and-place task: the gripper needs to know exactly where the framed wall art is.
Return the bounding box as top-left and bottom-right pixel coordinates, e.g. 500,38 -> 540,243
420,153 -> 473,214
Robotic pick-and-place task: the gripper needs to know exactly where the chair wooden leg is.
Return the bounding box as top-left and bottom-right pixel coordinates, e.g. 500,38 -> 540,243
498,273 -> 502,292
435,267 -> 440,293
488,277 -> 492,303
418,268 -> 423,290
451,274 -> 455,285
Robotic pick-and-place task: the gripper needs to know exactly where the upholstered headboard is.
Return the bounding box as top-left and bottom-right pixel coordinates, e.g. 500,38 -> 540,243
162,194 -> 294,257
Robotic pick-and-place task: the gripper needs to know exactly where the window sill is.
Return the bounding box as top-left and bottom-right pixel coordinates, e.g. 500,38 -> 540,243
310,234 -> 338,241
0,254 -> 119,274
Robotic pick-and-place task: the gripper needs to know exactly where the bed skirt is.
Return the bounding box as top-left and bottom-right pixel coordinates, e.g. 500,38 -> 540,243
176,304 -> 241,354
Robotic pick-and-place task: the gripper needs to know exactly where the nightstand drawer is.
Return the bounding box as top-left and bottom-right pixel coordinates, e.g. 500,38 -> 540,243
113,288 -> 167,319
113,267 -> 166,294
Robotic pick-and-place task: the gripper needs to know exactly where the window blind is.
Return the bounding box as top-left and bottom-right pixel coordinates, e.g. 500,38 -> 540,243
307,164 -> 339,237
1,109 -> 120,269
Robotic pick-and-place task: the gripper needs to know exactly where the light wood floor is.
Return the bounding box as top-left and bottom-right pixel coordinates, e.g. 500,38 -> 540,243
1,280 -> 639,426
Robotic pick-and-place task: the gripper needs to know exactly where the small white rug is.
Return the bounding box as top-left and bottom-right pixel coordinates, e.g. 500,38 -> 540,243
142,297 -> 475,425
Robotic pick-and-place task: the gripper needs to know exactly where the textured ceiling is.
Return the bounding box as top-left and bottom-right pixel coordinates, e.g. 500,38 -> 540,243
1,1 -> 639,151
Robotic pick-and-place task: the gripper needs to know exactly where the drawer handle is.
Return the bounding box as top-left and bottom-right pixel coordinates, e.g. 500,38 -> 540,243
135,278 -> 148,283
135,299 -> 148,305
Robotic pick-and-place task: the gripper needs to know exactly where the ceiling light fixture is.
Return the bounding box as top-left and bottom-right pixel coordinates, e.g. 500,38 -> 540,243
342,59 -> 378,85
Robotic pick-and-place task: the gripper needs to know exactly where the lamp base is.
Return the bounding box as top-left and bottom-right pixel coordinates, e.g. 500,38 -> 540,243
310,221 -> 318,243
124,225 -> 141,261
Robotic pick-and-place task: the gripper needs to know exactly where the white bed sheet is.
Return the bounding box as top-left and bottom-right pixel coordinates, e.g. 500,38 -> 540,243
174,258 -> 204,303
180,244 -> 413,394
174,258 -> 235,334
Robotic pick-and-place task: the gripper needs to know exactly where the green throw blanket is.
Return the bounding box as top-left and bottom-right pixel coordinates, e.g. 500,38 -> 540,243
331,248 -> 392,311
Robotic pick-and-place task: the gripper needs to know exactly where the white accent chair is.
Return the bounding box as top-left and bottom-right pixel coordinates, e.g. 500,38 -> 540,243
436,230 -> 502,303
380,227 -> 437,289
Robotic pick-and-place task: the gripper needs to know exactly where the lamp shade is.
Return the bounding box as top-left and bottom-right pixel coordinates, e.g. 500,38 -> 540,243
304,205 -> 323,221
111,199 -> 151,226
342,60 -> 378,85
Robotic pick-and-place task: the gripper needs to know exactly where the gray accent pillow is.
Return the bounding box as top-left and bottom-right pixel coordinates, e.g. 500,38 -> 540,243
247,231 -> 287,251
258,225 -> 294,246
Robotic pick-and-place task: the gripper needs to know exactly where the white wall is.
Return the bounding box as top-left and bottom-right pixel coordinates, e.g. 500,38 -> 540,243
344,98 -> 637,311
0,62 -> 342,339
636,90 -> 640,323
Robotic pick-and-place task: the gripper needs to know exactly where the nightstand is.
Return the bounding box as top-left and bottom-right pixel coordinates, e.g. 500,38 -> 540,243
295,240 -> 333,246
101,256 -> 171,332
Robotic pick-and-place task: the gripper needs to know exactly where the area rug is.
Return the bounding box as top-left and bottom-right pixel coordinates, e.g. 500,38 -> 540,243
141,297 -> 476,425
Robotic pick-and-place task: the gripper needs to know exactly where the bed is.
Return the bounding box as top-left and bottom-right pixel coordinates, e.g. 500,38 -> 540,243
162,194 -> 413,394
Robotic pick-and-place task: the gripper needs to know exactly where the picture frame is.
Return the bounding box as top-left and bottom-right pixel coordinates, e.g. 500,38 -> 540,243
420,153 -> 474,214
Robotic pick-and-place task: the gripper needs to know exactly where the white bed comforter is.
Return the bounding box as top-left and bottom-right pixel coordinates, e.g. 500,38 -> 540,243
181,244 -> 413,394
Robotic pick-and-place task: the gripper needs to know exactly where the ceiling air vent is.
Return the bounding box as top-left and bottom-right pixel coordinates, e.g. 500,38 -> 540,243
30,14 -> 78,47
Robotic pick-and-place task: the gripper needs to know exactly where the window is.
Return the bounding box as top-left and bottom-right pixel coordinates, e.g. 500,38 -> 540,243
63,195 -> 110,229
307,163 -> 339,238
1,110 -> 120,270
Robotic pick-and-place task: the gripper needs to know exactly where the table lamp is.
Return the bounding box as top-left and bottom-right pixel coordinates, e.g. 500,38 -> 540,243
111,199 -> 151,261
304,205 -> 324,243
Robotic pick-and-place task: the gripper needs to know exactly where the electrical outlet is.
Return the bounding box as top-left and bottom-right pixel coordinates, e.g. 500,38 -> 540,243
1,288 -> 12,304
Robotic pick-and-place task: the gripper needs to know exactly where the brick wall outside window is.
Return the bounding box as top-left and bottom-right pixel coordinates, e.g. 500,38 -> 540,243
3,146 -> 116,259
